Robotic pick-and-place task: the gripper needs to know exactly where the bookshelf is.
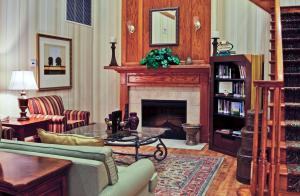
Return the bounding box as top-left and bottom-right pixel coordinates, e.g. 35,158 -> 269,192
209,54 -> 263,156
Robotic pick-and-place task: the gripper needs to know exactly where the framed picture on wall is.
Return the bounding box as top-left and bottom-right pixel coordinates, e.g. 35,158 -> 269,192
37,33 -> 72,90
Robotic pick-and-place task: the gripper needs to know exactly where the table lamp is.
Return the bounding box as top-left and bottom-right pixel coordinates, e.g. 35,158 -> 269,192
9,71 -> 38,121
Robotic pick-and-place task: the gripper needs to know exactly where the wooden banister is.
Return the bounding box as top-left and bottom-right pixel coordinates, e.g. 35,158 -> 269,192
250,0 -> 284,195
251,82 -> 283,195
249,0 -> 273,13
274,0 -> 284,81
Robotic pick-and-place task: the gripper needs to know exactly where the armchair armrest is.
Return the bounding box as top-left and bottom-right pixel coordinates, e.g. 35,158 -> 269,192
1,126 -> 15,140
64,110 -> 90,125
29,114 -> 67,133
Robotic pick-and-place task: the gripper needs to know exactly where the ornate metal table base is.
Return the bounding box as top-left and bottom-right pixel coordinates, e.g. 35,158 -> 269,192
112,137 -> 168,164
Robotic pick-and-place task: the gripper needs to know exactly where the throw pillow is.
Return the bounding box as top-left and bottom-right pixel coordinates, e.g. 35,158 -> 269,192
38,129 -> 105,146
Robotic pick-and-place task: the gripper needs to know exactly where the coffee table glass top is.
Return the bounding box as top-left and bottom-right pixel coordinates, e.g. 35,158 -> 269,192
66,123 -> 169,162
65,123 -> 167,142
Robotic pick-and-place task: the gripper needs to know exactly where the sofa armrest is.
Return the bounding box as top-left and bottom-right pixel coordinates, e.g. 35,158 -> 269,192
64,110 -> 90,125
101,159 -> 156,196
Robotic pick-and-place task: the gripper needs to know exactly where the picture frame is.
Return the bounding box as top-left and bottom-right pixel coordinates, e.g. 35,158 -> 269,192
37,33 -> 72,90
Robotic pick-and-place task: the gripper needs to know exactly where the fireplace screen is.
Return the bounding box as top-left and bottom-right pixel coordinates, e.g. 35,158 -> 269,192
142,99 -> 187,140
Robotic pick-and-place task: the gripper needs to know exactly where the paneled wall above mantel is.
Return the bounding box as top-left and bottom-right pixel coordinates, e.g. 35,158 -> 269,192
121,0 -> 211,66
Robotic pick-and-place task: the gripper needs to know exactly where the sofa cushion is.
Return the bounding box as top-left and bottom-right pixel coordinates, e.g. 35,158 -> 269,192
38,129 -> 104,146
0,139 -> 118,185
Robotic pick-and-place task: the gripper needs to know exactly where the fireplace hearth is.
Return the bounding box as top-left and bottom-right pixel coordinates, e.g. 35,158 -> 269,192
142,99 -> 187,140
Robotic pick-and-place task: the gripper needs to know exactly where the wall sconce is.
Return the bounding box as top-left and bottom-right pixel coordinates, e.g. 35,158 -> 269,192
193,16 -> 201,31
127,21 -> 135,34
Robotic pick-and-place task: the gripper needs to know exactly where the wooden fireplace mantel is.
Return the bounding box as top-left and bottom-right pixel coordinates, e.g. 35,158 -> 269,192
105,64 -> 211,143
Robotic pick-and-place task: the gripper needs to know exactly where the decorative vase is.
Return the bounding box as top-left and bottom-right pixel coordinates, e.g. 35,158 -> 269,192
128,112 -> 139,130
182,123 -> 202,146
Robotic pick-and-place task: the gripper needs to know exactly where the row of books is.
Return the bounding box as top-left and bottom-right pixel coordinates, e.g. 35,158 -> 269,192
233,82 -> 245,97
238,65 -> 246,79
216,64 -> 247,79
217,100 -> 245,117
215,129 -> 242,137
217,65 -> 232,79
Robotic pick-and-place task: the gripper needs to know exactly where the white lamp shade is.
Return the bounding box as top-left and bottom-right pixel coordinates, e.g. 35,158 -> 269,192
9,71 -> 38,91
212,31 -> 220,38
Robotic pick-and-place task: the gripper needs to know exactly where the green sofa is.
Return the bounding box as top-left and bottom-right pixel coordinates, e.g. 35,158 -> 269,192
0,139 -> 158,196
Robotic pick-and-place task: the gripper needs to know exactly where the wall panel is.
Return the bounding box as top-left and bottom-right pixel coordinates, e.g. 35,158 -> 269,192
122,0 -> 211,65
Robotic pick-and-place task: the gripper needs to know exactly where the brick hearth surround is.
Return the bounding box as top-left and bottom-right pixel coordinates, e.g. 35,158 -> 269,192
104,64 -> 210,143
129,86 -> 200,132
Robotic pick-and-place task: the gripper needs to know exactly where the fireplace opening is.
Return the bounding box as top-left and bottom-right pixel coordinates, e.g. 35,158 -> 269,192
142,99 -> 187,140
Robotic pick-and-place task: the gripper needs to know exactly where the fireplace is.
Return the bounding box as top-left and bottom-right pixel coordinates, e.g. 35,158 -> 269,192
142,99 -> 187,140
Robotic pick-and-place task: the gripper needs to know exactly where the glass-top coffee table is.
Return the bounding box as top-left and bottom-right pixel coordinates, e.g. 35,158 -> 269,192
65,123 -> 168,162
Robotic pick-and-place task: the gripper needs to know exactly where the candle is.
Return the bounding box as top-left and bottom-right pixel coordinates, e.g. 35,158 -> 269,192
110,36 -> 117,43
212,31 -> 220,38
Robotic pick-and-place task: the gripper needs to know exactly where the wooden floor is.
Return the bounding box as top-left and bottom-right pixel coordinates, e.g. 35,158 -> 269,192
114,144 -> 243,196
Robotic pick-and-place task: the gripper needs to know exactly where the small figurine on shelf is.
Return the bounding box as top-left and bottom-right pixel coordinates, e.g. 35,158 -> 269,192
217,40 -> 235,56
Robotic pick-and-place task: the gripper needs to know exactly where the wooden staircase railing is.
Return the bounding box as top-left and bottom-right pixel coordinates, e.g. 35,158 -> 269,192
250,0 -> 284,195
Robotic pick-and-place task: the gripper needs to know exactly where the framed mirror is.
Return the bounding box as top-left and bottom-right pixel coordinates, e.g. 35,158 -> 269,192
149,7 -> 179,46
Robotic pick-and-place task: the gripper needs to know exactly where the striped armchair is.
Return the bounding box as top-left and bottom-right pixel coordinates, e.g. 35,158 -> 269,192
28,95 -> 90,133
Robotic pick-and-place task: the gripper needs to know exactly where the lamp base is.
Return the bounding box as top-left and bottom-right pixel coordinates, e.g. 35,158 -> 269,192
17,97 -> 29,122
17,115 -> 29,121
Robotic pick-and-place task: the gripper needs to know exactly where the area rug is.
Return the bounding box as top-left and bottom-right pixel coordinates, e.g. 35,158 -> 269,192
114,153 -> 223,196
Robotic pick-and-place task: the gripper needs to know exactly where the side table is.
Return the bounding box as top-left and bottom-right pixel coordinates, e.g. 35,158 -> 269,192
0,151 -> 71,196
2,117 -> 49,141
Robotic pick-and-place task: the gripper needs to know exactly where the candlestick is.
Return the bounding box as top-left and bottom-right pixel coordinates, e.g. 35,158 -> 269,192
109,42 -> 119,66
212,37 -> 220,56
110,36 -> 117,43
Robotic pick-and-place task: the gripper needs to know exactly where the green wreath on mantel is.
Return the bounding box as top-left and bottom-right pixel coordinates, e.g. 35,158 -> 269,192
140,48 -> 180,69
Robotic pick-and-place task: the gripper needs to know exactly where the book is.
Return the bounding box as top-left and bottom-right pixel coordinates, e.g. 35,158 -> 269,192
231,102 -> 241,116
216,129 -> 232,135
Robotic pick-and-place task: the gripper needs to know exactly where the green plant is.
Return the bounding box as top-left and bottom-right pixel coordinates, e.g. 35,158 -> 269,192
140,48 -> 180,69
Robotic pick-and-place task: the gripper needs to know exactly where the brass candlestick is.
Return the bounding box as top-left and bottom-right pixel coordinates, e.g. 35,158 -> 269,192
109,42 -> 119,66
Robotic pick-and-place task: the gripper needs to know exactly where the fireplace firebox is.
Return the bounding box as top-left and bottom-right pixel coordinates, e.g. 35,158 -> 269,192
142,99 -> 187,140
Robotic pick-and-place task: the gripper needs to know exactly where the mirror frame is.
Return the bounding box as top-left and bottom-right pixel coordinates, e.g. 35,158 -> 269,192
149,7 -> 179,47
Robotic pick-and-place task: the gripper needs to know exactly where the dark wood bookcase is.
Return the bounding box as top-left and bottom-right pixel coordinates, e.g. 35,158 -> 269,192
209,55 -> 258,156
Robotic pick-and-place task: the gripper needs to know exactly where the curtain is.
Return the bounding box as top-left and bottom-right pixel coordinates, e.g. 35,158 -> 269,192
212,0 -> 271,80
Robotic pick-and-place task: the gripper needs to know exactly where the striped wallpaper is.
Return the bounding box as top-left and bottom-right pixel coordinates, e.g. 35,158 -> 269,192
1,0 -> 296,123
0,0 -> 121,123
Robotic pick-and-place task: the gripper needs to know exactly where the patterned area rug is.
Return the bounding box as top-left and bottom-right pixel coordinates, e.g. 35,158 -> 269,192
114,153 -> 223,196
